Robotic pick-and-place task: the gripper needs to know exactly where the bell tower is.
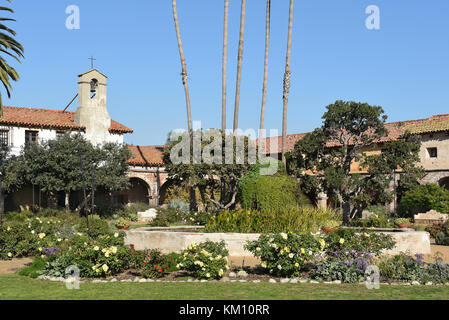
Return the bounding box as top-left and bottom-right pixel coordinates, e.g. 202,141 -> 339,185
74,69 -> 112,145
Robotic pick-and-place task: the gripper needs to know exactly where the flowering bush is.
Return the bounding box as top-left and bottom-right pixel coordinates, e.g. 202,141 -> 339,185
323,229 -> 395,257
131,248 -> 172,279
41,231 -> 132,278
0,216 -> 64,259
311,250 -> 375,283
245,232 -> 323,278
177,241 -> 229,279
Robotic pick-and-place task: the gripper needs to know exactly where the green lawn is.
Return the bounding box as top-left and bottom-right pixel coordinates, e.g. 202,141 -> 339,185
0,274 -> 448,300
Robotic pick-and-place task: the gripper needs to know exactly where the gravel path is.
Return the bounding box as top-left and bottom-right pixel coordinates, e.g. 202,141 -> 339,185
0,258 -> 32,275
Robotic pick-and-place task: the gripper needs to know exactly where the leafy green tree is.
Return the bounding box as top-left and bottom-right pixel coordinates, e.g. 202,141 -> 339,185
287,101 -> 424,223
163,129 -> 253,210
7,134 -> 131,211
238,161 -> 312,212
0,1 -> 24,116
398,184 -> 449,217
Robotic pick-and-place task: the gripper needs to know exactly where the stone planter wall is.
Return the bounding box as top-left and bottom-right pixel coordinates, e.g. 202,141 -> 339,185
124,228 -> 431,256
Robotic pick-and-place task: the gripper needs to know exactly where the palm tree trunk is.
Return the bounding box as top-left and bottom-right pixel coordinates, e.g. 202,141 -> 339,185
172,0 -> 193,132
233,0 -> 247,134
259,0 -> 271,131
282,0 -> 294,164
222,0 -> 229,132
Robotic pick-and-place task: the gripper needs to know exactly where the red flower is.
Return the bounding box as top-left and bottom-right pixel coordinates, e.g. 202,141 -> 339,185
146,254 -> 150,257
158,269 -> 162,273
154,265 -> 158,268
144,261 -> 147,264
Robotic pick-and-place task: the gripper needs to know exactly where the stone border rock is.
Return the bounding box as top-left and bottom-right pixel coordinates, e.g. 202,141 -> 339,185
36,275 -> 449,286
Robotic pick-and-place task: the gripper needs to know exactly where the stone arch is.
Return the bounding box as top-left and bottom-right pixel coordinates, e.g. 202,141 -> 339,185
117,177 -> 151,205
439,176 -> 449,191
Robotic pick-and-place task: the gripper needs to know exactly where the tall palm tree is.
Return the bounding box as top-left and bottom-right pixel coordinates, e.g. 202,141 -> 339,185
172,0 -> 192,132
0,3 -> 24,117
233,0 -> 246,134
221,0 -> 229,132
259,0 -> 271,132
281,0 -> 294,164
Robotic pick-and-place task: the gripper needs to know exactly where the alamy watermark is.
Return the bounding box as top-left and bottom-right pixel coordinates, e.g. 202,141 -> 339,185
66,5 -> 80,30
366,5 -> 380,30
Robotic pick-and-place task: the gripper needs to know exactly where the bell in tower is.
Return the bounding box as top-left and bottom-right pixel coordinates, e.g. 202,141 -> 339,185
74,69 -> 112,145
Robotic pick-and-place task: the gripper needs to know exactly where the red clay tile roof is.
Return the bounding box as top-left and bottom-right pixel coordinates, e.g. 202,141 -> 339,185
0,106 -> 133,133
128,145 -> 166,166
260,114 -> 449,154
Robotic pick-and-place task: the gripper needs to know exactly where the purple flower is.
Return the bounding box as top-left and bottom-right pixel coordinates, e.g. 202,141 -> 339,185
43,247 -> 60,256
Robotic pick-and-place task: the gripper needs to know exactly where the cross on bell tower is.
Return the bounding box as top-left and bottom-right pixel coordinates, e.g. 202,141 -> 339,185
89,56 -> 96,69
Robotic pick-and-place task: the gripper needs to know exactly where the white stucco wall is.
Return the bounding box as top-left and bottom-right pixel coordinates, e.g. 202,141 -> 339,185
3,125 -> 124,157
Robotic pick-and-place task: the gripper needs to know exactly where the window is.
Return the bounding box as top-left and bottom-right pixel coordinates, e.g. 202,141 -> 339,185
56,130 -> 66,139
427,147 -> 437,158
25,130 -> 38,146
0,130 -> 8,147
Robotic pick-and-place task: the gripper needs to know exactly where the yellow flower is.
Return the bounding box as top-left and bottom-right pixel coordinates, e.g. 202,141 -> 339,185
319,239 -> 326,248
300,248 -> 305,254
280,233 -> 288,240
94,246 -> 99,251
7,226 -> 11,231
288,253 -> 294,258
218,269 -> 224,276
38,233 -> 46,239
261,261 -> 267,268
295,262 -> 299,267
31,230 -> 35,234
7,252 -> 12,257
102,264 -> 109,272
38,247 -> 42,252
57,238 -> 62,242
339,238 -> 345,244
277,265 -> 282,270
114,233 -> 119,238
111,246 -> 118,254
206,273 -> 210,278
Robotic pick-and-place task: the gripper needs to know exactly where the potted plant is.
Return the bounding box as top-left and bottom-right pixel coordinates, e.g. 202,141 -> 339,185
321,220 -> 341,232
395,218 -> 411,229
115,217 -> 131,230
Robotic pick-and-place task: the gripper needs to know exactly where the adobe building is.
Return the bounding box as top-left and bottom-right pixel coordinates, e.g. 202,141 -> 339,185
261,114 -> 449,210
1,69 -> 168,211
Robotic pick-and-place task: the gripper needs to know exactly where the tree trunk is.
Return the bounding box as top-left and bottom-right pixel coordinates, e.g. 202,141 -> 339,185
233,0 -> 247,134
259,0 -> 271,131
222,0 -> 229,132
172,0 -> 193,132
342,201 -> 350,225
65,191 -> 70,211
281,0 -> 294,164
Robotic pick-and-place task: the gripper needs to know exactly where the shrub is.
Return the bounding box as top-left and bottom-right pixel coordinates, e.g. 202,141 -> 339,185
78,216 -> 112,238
113,217 -> 130,228
135,249 -> 174,279
426,222 -> 449,239
323,229 -> 395,257
238,161 -> 312,212
378,253 -> 426,283
168,199 -> 189,214
41,231 -> 131,278
311,250 -> 374,283
398,184 -> 449,217
205,208 -> 341,234
18,256 -> 47,278
395,218 -> 411,225
245,233 -> 323,278
177,241 -> 229,279
347,215 -> 395,228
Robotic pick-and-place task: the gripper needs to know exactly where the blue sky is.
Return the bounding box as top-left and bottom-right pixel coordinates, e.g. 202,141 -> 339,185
4,0 -> 449,145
